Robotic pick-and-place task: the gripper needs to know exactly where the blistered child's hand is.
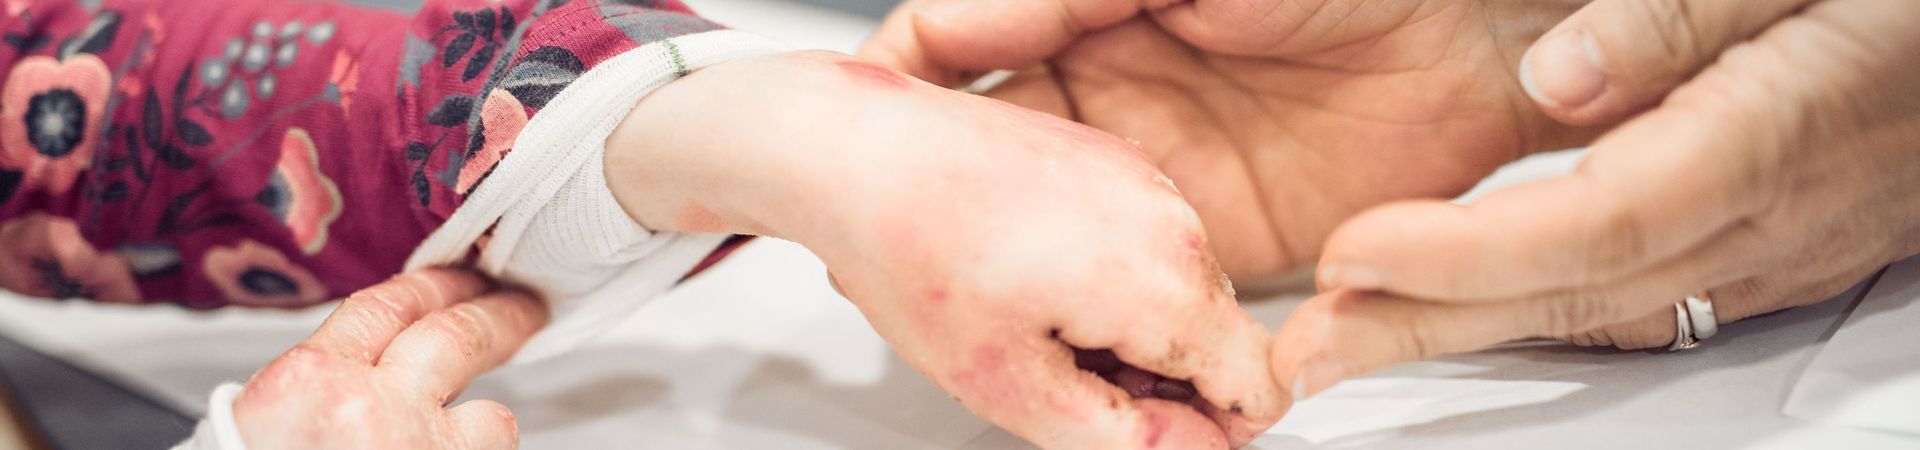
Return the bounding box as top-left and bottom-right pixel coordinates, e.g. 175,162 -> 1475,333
605,51 -> 1288,449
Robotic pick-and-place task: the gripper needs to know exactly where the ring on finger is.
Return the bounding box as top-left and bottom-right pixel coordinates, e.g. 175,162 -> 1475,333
1669,291 -> 1718,351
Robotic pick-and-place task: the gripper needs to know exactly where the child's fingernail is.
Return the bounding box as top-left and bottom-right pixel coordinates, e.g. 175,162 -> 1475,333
1520,30 -> 1607,110
1290,357 -> 1355,401
917,2 -> 973,24
1319,264 -> 1386,290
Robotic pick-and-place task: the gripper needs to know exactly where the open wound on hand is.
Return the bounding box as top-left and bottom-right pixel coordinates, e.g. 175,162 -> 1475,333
1072,347 -> 1206,409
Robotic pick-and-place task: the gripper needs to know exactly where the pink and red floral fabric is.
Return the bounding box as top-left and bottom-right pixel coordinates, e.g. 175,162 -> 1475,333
0,0 -> 737,308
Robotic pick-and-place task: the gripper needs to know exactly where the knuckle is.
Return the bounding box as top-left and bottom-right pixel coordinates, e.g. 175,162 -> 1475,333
1394,307 -> 1442,361
272,343 -> 340,373
1532,291 -> 1624,337
1623,0 -> 1708,70
333,300 -> 402,338
344,286 -> 414,324
251,345 -> 350,398
1659,57 -> 1789,214
1603,320 -> 1671,350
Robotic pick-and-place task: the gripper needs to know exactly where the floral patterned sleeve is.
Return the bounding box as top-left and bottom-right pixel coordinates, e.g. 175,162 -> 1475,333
0,0 -> 757,309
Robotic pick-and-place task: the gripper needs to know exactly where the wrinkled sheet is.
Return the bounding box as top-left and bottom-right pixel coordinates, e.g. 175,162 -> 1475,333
1783,260 -> 1920,435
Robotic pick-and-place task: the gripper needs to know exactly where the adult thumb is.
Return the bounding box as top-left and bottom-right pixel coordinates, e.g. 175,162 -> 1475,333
1519,0 -> 1815,125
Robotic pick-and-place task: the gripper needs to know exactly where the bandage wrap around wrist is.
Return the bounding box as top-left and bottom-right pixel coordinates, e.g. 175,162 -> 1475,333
407,29 -> 787,362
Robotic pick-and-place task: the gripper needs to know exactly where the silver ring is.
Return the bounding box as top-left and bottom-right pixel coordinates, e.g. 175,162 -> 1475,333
1669,291 -> 1718,351
1685,291 -> 1718,340
1669,303 -> 1698,351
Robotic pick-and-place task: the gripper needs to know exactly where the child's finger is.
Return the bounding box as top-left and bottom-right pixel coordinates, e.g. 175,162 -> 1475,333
949,334 -> 1227,450
1087,295 -> 1288,446
376,290 -> 549,403
305,269 -> 491,363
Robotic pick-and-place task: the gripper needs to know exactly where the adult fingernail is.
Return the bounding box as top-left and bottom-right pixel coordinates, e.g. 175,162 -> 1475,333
1318,264 -> 1386,290
917,2 -> 973,24
1289,357 -> 1354,400
1520,30 -> 1606,110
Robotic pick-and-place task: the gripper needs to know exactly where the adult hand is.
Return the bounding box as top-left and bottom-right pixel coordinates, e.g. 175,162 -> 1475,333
608,51 -> 1288,449
1283,0 -> 1920,396
861,0 -> 1598,281
233,269 -> 548,450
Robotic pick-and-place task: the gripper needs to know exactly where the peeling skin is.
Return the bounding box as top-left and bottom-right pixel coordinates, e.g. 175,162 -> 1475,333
675,203 -> 726,233
836,60 -> 911,90
975,96 -> 1160,176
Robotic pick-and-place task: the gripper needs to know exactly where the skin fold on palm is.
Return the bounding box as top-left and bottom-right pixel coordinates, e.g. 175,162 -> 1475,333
864,0 -> 1602,281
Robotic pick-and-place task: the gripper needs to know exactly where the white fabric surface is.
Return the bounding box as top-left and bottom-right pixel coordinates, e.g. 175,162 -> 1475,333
169,384 -> 243,450
1783,260 -> 1920,434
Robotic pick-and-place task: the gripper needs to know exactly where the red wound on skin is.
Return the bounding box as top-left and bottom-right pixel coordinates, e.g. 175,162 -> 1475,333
1142,407 -> 1169,448
675,203 -> 726,233
836,60 -> 911,90
1112,368 -> 1159,398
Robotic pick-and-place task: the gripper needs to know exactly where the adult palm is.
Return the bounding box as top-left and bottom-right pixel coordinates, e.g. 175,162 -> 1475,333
864,0 -> 1598,281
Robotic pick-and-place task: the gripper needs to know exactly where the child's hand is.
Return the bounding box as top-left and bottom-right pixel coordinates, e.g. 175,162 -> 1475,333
233,270 -> 546,450
607,51 -> 1288,449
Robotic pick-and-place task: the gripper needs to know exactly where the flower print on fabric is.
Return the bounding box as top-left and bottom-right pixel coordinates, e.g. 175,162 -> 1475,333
326,50 -> 359,116
256,128 -> 341,255
0,55 -> 111,196
201,239 -> 326,306
456,89 -> 527,195
198,19 -> 336,118
0,213 -> 141,303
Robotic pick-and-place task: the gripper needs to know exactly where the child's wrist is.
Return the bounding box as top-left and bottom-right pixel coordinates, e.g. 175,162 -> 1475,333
601,51 -> 860,242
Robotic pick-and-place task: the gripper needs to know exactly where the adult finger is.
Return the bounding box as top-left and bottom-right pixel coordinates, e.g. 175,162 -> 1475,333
1520,0 -> 1817,125
859,0 -> 1151,86
446,399 -> 519,450
303,269 -> 492,363
377,290 -> 548,403
1316,9 -> 1845,300
1573,254 -> 1885,349
1287,221 -> 1774,397
858,0 -> 1290,86
1317,107 -> 1766,299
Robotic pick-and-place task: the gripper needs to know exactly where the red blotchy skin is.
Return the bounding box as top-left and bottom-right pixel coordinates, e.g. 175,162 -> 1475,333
1142,407 -> 1169,448
675,203 -> 726,233
950,345 -> 1024,409
837,60 -> 912,90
